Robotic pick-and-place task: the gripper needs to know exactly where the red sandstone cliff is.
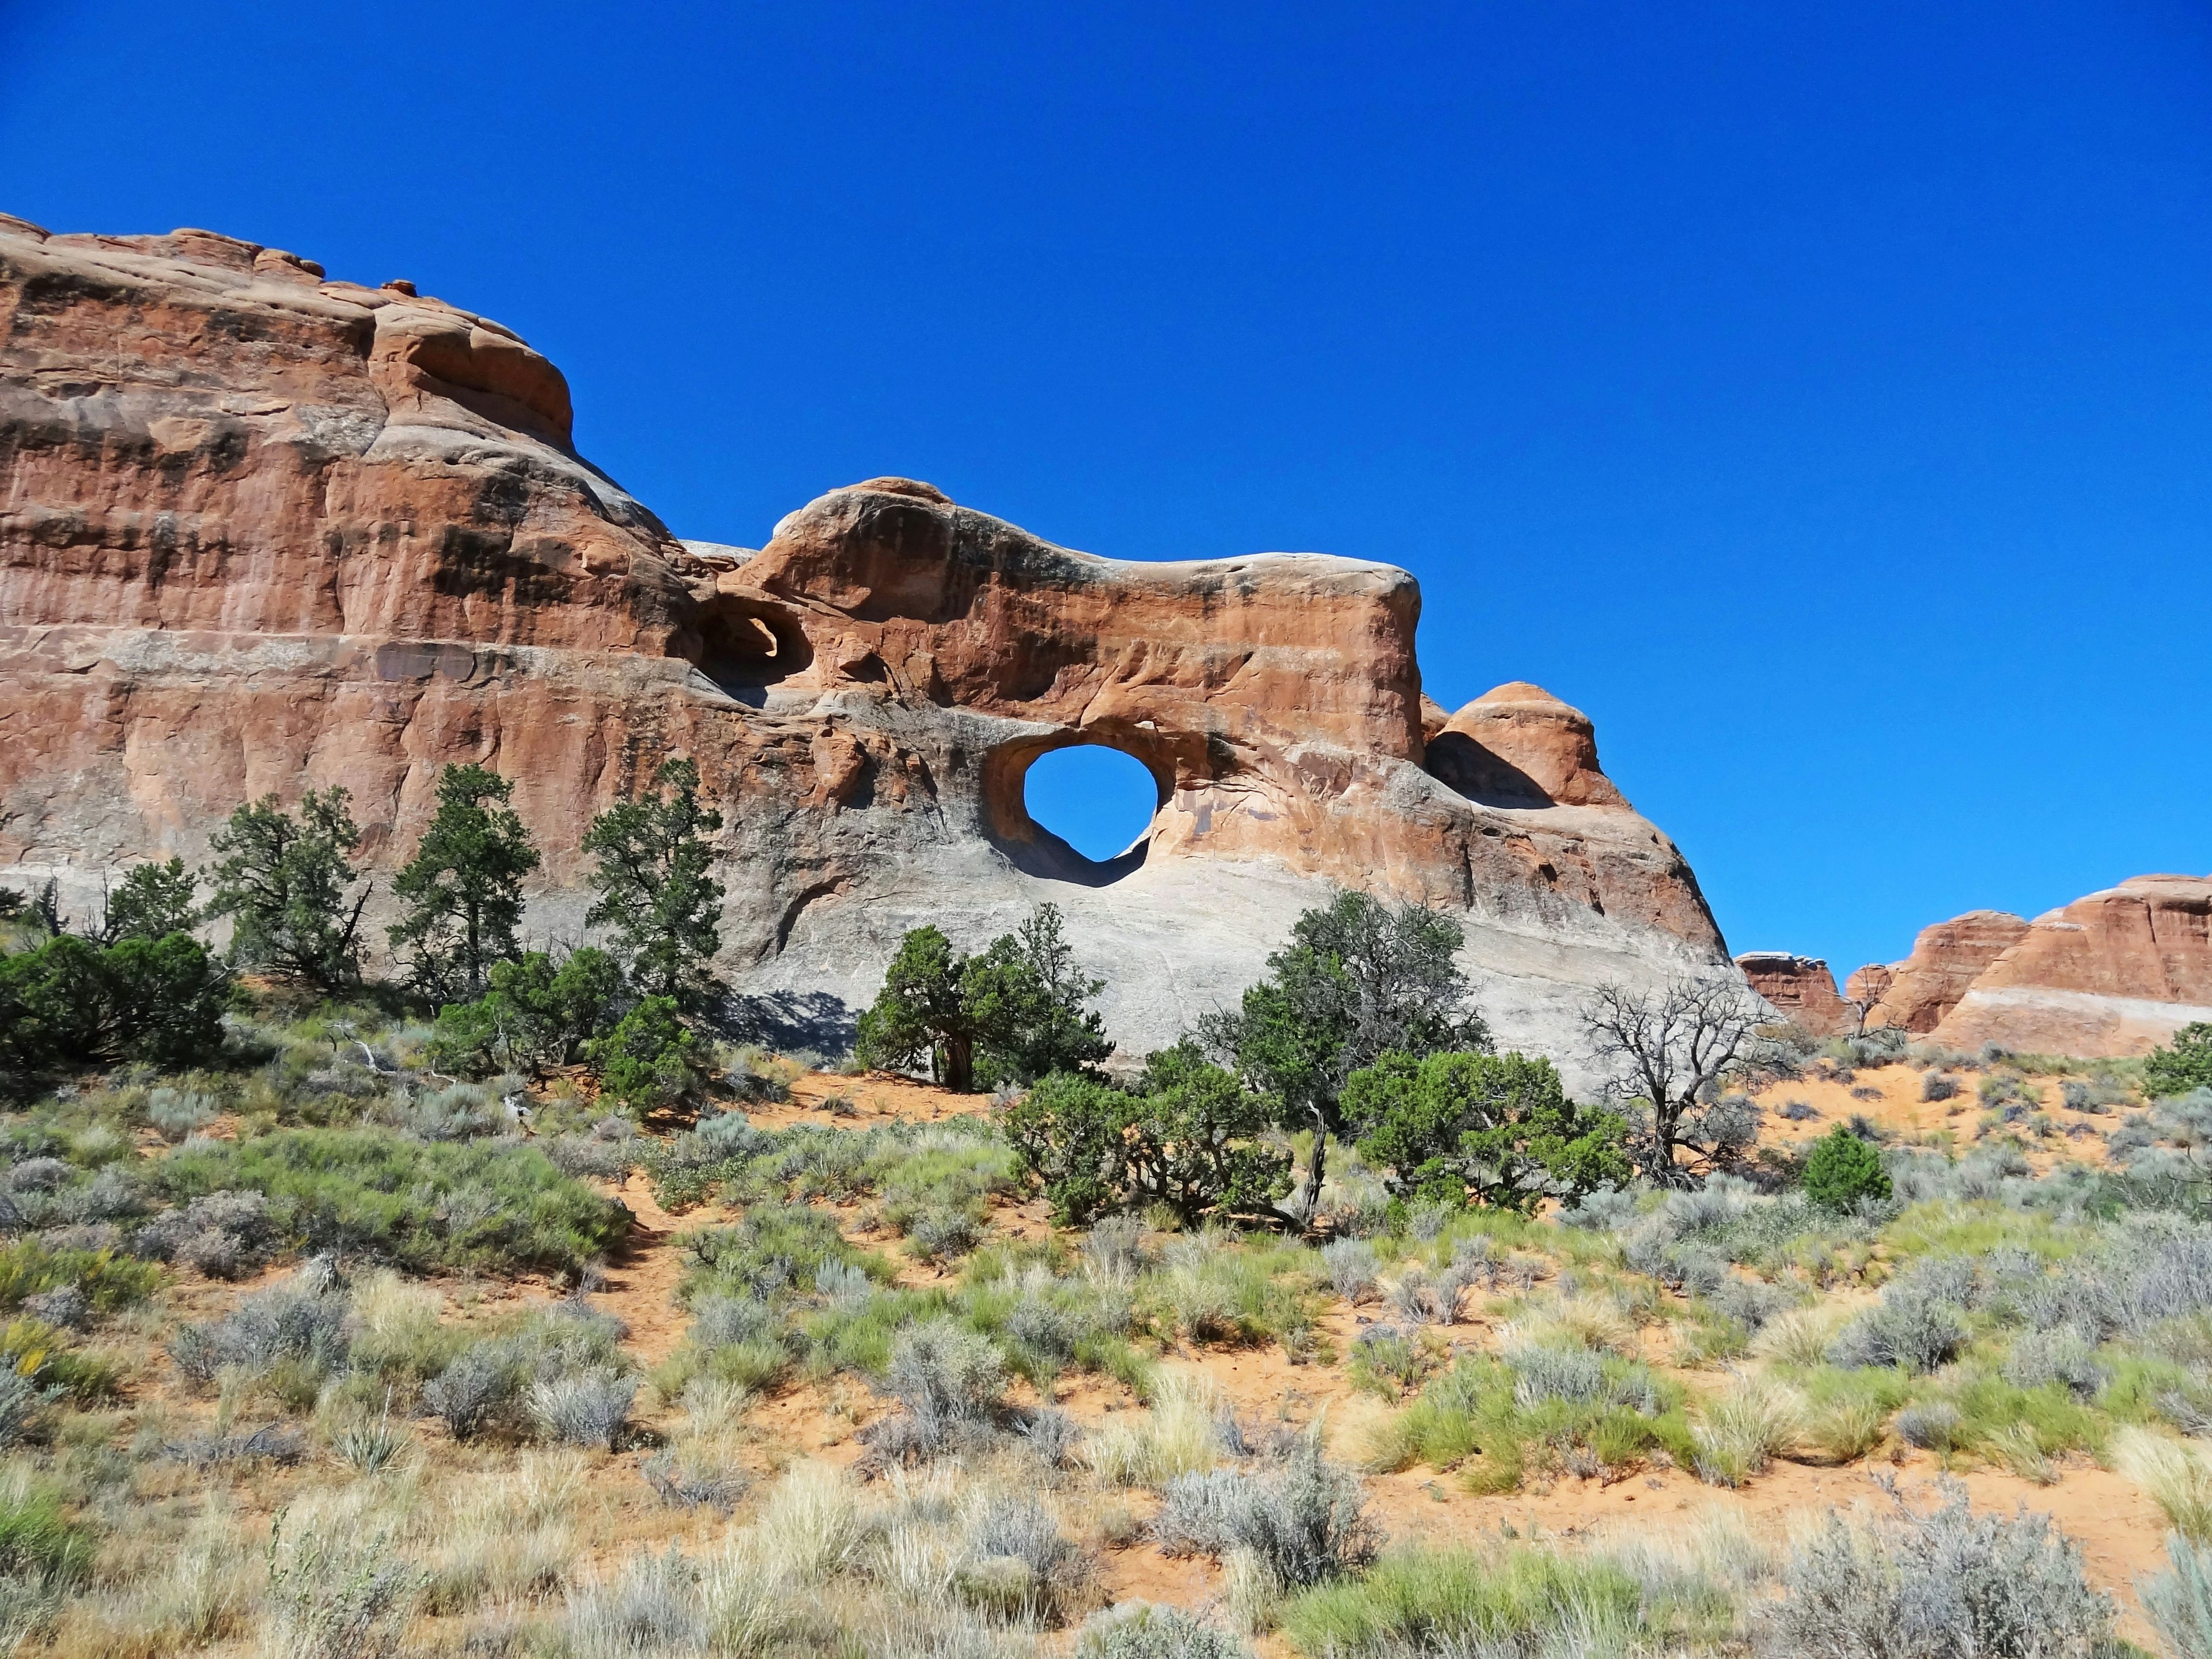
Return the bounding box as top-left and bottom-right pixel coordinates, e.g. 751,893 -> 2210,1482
0,214 -> 1732,1059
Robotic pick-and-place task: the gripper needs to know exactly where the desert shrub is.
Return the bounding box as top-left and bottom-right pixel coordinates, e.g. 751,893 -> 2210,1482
169,1262 -> 350,1387
681,1202 -> 873,1302
1076,1601 -> 1251,1659
427,946 -> 623,1080
1279,1544 -> 1642,1659
586,995 -> 705,1112
1803,1127 -> 1892,1213
1153,1433 -> 1380,1588
1321,1239 -> 1379,1304
1921,1070 -> 1961,1103
1084,1214 -> 1154,1282
2003,1327 -> 2105,1400
1768,1479 -> 2113,1658
863,1319 -> 1007,1464
130,1189 -> 275,1278
0,1237 -> 158,1313
961,1493 -> 1090,1620
528,1369 -> 638,1450
0,931 -> 230,1080
1897,1401 -> 1964,1452
146,1086 -> 217,1142
1828,1290 -> 1968,1374
1346,1048 -> 1628,1213
262,1510 -> 425,1659
421,1309 -> 630,1441
641,1448 -> 749,1513
2143,1532 -> 2212,1659
1002,1047 -> 1286,1226
2149,1025 -> 2212,1101
153,1129 -> 625,1275
1557,1183 -> 1641,1230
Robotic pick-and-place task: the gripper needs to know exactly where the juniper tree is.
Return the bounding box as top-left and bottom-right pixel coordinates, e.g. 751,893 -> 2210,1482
1201,890 -> 1488,1228
582,759 -> 726,1010
93,857 -> 200,945
206,788 -> 370,988
387,764 -> 541,1003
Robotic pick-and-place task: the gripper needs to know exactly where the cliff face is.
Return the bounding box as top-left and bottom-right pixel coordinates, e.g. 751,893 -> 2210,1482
1927,878 -> 2212,1057
1837,881 -> 2212,1059
1,215 -> 1733,1071
1735,953 -> 1853,1037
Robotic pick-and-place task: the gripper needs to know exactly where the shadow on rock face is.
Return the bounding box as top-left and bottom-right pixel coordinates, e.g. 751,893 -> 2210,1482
1423,731 -> 1555,808
996,821 -> 1150,888
725,990 -> 857,1055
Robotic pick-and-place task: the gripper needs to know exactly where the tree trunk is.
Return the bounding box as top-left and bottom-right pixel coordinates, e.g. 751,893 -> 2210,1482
943,1030 -> 975,1093
1291,1108 -> 1330,1229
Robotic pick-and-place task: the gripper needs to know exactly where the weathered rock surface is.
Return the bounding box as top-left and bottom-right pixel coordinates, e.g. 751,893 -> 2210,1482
1929,877 -> 2212,1056
1735,952 -> 1854,1036
1,215 -> 1736,1075
1851,910 -> 2032,1036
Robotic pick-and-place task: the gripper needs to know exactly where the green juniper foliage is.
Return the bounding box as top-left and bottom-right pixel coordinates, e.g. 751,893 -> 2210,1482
586,994 -> 703,1112
858,903 -> 1112,1092
1346,1050 -> 1628,1214
2149,1024 -> 2212,1102
858,925 -> 978,1089
582,758 -> 726,1010
387,764 -> 541,1003
1000,1041 -> 1289,1225
92,857 -> 200,946
1202,891 -> 1489,1226
0,930 -> 230,1078
156,1128 -> 626,1274
207,787 -> 372,987
427,946 -> 624,1079
963,904 -> 1113,1085
1802,1125 -> 1893,1213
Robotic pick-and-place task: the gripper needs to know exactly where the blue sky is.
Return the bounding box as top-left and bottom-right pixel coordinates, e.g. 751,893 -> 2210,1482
5,1 -> 2208,980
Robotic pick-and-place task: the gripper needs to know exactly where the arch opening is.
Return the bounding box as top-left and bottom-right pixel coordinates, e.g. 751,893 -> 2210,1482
694,596 -> 813,700
1024,744 -> 1160,865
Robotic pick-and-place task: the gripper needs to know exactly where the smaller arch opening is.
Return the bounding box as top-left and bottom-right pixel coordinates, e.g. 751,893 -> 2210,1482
694,596 -> 814,700
1025,744 -> 1161,865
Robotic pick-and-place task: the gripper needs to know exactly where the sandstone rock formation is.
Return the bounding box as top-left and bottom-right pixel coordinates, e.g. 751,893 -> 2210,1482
0,215 -> 1736,1075
1734,953 -> 1854,1037
1928,877 -> 2212,1056
1836,882 -> 2212,1058
1854,911 -> 2032,1036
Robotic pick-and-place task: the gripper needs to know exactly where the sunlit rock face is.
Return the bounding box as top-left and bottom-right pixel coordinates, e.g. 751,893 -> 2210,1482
0,214 -> 1733,1076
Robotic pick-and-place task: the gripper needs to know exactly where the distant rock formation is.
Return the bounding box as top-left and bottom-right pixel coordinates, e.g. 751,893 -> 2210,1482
0,214 -> 1736,1073
1929,877 -> 2212,1056
1855,911 -> 2033,1036
1736,953 -> 1854,1036
1841,880 -> 2212,1058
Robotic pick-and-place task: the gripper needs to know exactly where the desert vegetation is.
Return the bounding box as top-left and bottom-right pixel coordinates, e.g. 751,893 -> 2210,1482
6,819 -> 2212,1654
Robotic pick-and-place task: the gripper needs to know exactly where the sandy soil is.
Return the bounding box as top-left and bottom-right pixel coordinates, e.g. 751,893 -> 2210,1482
130,1055 -> 2168,1646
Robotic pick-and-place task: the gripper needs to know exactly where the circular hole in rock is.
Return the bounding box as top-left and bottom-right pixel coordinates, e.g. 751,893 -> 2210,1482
1024,745 -> 1158,862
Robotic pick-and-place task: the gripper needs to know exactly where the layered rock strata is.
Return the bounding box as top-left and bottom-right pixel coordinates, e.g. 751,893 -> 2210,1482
0,215 -> 1734,1073
1857,911 -> 2033,1036
1734,953 -> 1854,1037
1927,877 -> 2212,1056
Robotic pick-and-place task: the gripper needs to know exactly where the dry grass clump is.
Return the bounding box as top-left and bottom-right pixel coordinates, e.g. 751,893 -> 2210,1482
1690,1373 -> 1803,1488
1087,1373 -> 1226,1488
2118,1427 -> 2212,1541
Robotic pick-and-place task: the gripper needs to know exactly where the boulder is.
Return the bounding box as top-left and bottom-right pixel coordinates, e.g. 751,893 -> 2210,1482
0,216 -> 1737,1075
1736,953 -> 1853,1037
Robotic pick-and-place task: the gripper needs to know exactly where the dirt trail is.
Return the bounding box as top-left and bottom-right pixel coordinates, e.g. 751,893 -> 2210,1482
586,1171 -> 710,1369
